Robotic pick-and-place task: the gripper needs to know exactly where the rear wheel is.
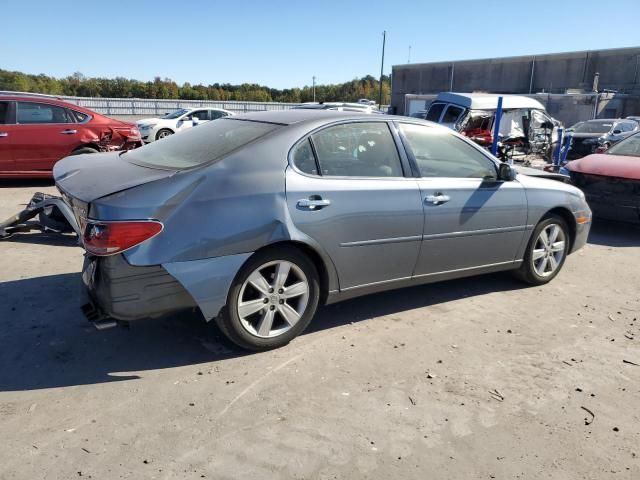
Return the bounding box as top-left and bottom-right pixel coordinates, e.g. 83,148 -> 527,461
156,129 -> 173,141
514,215 -> 570,285
217,246 -> 320,351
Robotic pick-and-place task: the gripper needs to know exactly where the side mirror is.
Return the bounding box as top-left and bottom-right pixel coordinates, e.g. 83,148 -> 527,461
613,129 -> 622,134
498,163 -> 516,181
192,117 -> 200,126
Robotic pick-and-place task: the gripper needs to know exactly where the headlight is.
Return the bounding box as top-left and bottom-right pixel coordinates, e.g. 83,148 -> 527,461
139,123 -> 157,130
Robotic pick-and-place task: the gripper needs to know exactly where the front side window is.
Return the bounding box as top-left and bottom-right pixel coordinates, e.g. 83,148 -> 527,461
399,123 -> 497,180
426,103 -> 445,122
124,118 -> 280,169
442,105 -> 464,124
16,102 -> 74,124
0,102 -> 9,124
310,122 -> 403,177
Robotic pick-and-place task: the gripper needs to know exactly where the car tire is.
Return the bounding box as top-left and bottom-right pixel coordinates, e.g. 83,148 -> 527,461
71,147 -> 99,155
514,214 -> 570,285
156,129 -> 174,141
216,246 -> 321,351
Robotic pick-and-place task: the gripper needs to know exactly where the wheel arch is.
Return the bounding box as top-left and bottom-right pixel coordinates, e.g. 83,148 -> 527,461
543,206 -> 576,252
72,143 -> 101,153
251,240 -> 336,306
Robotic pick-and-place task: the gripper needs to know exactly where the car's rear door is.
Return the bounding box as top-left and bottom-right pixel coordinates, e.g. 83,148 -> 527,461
11,101 -> 80,172
285,121 -> 424,289
397,122 -> 527,276
0,101 -> 16,172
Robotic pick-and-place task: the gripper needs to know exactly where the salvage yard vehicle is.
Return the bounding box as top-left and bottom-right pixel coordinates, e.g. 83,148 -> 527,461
52,110 -> 591,350
136,107 -> 234,143
0,94 -> 141,178
425,93 -> 561,162
565,118 -> 639,160
293,102 -> 383,114
565,132 -> 640,223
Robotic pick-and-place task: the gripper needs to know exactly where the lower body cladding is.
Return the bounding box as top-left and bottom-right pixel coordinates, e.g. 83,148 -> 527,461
81,252 -> 251,325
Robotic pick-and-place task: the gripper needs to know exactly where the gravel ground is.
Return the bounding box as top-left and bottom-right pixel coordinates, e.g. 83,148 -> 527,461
1,180 -> 639,480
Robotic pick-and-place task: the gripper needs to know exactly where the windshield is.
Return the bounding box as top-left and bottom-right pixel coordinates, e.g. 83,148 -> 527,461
162,109 -> 190,119
124,118 -> 281,169
572,121 -> 613,134
607,132 -> 640,157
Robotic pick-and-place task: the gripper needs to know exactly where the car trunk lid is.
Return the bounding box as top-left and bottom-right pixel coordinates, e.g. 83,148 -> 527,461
54,151 -> 177,204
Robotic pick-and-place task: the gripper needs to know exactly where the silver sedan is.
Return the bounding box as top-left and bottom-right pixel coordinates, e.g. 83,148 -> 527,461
54,110 -> 592,350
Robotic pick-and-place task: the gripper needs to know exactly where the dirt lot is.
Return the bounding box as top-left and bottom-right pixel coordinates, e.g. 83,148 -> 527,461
1,180 -> 639,480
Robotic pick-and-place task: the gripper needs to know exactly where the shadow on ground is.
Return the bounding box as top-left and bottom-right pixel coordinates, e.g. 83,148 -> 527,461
0,270 -> 524,392
587,218 -> 640,248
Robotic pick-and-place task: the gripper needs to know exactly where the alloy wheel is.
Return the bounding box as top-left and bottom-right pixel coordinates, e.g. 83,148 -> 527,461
532,223 -> 566,277
237,260 -> 310,338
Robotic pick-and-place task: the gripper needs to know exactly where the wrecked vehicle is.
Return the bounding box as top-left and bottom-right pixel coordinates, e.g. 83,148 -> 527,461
136,107 -> 234,143
565,118 -> 639,160
565,132 -> 640,223
425,93 -> 561,162
48,110 -> 590,351
0,94 -> 141,178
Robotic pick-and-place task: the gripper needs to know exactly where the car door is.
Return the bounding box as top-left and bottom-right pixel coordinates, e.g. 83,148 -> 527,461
285,121 -> 424,289
11,101 -> 80,172
0,101 -> 15,172
396,122 -> 527,276
177,110 -> 207,131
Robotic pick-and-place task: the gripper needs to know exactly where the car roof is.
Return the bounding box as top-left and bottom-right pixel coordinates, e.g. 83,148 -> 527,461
434,92 -> 546,110
230,109 -> 383,125
0,94 -> 97,114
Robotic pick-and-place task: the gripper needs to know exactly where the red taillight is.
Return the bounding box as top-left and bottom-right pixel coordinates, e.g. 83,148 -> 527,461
83,220 -> 163,256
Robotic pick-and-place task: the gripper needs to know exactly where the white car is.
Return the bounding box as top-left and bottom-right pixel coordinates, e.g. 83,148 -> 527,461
137,107 -> 234,143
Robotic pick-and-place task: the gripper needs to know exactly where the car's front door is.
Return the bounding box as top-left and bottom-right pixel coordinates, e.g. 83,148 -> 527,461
11,101 -> 80,172
397,122 -> 528,276
286,121 -> 424,289
177,110 -> 208,131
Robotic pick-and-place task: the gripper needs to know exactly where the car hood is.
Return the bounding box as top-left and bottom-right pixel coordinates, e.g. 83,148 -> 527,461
566,154 -> 640,181
136,117 -> 164,126
54,151 -> 177,203
513,165 -> 568,182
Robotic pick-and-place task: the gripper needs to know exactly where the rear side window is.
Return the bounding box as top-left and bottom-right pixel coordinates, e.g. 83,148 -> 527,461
292,139 -> 318,175
426,103 -> 445,122
399,123 -> 497,180
124,118 -> 280,169
16,102 -> 74,124
72,110 -> 89,123
310,122 -> 403,177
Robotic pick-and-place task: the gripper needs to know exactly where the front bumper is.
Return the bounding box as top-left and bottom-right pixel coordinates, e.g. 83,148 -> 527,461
81,254 -> 197,321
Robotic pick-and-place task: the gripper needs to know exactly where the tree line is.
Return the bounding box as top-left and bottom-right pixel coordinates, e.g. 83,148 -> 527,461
0,69 -> 391,104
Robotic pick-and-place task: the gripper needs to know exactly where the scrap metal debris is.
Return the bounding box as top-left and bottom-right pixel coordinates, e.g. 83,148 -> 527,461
581,406 -> 595,425
489,389 -> 504,402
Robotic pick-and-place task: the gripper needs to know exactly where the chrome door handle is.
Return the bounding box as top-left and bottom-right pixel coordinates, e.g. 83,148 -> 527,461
0,132 -> 8,137
425,194 -> 451,205
60,129 -> 77,134
297,198 -> 331,210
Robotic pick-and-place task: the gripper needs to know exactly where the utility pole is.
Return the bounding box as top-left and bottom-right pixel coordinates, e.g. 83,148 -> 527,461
312,76 -> 316,103
378,30 -> 386,107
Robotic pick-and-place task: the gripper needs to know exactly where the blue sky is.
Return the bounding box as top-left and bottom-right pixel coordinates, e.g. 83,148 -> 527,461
3,0 -> 639,89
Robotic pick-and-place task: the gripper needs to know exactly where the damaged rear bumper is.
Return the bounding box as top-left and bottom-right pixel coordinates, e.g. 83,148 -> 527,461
80,254 -> 197,322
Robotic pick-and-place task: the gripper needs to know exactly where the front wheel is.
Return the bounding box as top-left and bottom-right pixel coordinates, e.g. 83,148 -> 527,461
514,215 -> 570,285
216,246 -> 320,351
155,129 -> 173,141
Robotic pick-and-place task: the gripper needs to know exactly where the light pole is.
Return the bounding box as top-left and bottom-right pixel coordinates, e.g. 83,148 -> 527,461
378,31 -> 386,107
312,76 -> 316,103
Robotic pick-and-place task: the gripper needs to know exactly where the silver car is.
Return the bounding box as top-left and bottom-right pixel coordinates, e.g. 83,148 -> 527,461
54,111 -> 592,350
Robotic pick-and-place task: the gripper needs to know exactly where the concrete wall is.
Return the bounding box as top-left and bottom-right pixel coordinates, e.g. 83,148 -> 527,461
392,47 -> 640,116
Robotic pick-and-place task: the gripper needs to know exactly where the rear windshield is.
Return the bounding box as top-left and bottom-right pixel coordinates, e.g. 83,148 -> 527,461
124,119 -> 280,169
607,132 -> 640,157
572,121 -> 613,134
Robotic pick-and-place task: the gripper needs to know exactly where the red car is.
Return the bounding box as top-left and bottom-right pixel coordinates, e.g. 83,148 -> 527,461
0,95 -> 141,178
